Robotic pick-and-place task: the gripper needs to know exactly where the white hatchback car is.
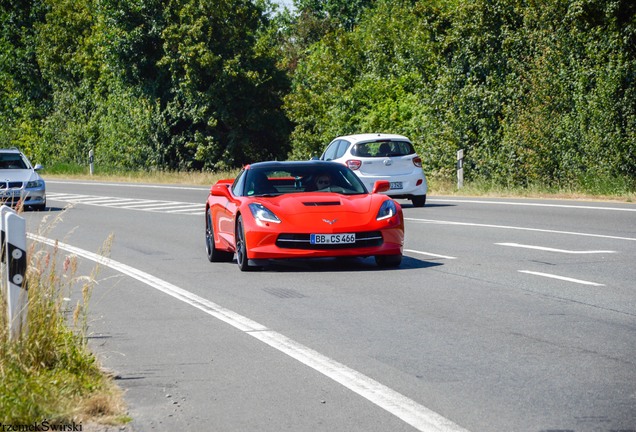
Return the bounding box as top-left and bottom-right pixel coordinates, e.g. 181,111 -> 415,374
320,134 -> 428,207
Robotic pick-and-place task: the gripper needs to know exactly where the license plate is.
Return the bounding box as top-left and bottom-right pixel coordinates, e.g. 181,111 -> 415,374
390,182 -> 403,190
310,233 -> 355,244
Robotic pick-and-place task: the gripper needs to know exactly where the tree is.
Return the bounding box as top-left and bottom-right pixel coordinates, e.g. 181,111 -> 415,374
157,0 -> 291,169
0,0 -> 50,157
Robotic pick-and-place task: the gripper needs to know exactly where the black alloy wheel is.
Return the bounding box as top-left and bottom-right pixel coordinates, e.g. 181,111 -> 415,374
206,209 -> 232,262
235,215 -> 254,271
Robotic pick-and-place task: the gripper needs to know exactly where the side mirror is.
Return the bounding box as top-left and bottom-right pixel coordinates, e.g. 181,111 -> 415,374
210,183 -> 233,199
34,164 -> 43,171
372,180 -> 390,194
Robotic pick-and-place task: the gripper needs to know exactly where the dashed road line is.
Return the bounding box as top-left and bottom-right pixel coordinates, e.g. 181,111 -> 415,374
406,218 -> 636,242
518,270 -> 605,287
496,243 -> 616,254
404,249 -> 457,260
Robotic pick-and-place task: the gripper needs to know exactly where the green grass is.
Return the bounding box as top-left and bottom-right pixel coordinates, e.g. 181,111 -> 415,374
428,174 -> 635,203
1,223 -> 129,426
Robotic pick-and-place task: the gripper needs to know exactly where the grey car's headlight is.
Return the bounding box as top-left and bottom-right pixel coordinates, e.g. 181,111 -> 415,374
249,203 -> 281,224
376,199 -> 397,221
26,180 -> 45,189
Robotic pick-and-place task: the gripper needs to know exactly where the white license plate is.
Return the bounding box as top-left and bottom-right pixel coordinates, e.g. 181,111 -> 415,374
310,233 -> 355,244
390,182 -> 403,190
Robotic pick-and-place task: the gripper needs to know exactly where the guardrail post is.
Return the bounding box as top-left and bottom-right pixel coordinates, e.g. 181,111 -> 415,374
457,149 -> 464,189
0,206 -> 8,308
89,149 -> 95,176
2,206 -> 28,340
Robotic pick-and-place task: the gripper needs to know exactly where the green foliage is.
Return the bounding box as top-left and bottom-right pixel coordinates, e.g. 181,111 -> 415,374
1,0 -> 290,170
284,0 -> 635,191
0,0 -> 634,190
284,0 -> 444,158
0,0 -> 51,157
293,0 -> 375,31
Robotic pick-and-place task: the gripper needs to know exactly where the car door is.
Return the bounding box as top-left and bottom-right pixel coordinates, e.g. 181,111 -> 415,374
216,172 -> 246,248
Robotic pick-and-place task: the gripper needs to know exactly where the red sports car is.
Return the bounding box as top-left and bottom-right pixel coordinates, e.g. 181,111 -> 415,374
205,161 -> 404,271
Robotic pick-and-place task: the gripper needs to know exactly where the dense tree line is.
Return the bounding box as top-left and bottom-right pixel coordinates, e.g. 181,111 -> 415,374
284,0 -> 635,189
1,0 -> 634,189
1,0 -> 291,170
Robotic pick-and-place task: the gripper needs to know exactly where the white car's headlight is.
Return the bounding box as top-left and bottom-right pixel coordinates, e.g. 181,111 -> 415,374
26,180 -> 45,189
249,203 -> 281,224
376,200 -> 397,221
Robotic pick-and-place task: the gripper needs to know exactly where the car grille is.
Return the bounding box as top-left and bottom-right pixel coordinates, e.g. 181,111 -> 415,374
276,231 -> 383,250
0,182 -> 23,189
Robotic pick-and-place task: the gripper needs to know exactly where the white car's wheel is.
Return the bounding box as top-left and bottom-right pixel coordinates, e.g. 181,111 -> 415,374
411,195 -> 426,208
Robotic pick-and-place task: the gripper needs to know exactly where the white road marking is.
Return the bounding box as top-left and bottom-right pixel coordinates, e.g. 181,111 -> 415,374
28,233 -> 471,432
495,243 -> 616,254
49,193 -> 94,200
406,218 -> 636,242
47,193 -> 204,216
46,180 -> 208,191
165,207 -> 204,213
428,198 -> 636,212
405,249 -> 457,260
518,270 -> 605,286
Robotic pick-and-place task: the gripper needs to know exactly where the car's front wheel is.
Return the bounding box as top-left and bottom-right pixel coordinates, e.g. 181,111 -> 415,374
206,209 -> 233,262
235,215 -> 255,271
375,254 -> 402,268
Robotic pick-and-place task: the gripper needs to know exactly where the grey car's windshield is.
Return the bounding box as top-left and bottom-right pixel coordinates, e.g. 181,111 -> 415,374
244,164 -> 367,197
0,154 -> 28,169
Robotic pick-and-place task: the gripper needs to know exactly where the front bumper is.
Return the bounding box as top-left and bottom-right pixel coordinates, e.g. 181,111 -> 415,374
245,224 -> 404,260
0,188 -> 46,207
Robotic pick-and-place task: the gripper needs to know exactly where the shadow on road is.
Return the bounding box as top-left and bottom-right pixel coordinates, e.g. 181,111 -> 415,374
247,254 -> 443,273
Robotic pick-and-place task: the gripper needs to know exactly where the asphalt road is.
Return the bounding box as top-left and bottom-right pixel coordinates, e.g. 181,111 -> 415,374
22,179 -> 636,432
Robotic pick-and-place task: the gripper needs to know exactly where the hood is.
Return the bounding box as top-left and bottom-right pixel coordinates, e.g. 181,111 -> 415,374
251,193 -> 387,231
0,169 -> 41,185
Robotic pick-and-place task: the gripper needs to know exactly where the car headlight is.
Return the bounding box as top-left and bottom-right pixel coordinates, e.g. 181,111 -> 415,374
376,199 -> 397,221
248,203 -> 281,224
26,180 -> 45,189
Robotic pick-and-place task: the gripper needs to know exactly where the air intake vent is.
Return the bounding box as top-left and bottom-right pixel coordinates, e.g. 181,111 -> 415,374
303,201 -> 341,207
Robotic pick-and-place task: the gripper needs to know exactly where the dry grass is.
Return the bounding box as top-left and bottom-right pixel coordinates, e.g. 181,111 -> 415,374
45,169 -> 240,186
428,176 -> 635,203
45,170 -> 634,203
0,211 -> 130,426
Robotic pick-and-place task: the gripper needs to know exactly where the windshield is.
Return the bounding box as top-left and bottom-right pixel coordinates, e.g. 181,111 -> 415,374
244,164 -> 367,197
351,140 -> 415,157
0,153 -> 28,170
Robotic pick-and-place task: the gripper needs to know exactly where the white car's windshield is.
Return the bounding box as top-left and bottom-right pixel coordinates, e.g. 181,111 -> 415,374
351,140 -> 415,158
